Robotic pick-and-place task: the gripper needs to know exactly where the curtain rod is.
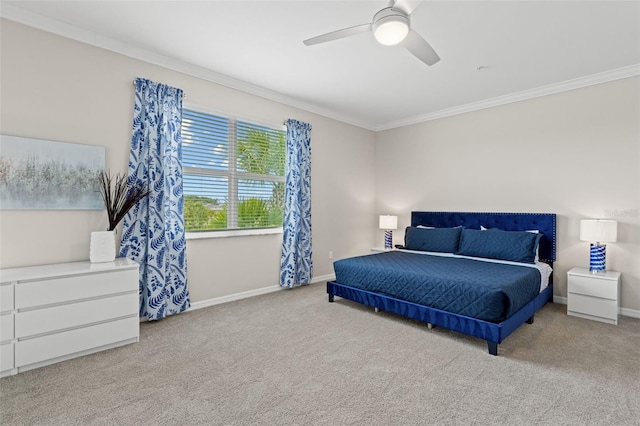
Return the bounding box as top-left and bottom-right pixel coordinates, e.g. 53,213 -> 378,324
132,79 -> 187,98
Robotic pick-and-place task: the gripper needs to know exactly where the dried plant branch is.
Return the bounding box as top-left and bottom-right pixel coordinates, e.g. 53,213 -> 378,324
98,170 -> 150,231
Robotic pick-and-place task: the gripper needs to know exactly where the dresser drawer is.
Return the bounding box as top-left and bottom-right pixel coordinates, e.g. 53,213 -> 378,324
568,274 -> 617,300
15,316 -> 139,368
568,293 -> 618,321
0,342 -> 14,373
15,269 -> 138,309
0,313 -> 14,343
0,284 -> 14,312
15,293 -> 138,338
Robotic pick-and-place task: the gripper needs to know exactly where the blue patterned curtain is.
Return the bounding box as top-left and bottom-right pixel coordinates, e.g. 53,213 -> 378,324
280,119 -> 312,288
120,77 -> 190,320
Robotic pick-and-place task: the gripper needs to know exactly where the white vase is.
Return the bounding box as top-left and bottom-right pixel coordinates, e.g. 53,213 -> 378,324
90,230 -> 116,263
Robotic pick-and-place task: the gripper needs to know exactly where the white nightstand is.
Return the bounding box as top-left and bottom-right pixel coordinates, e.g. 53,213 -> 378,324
371,247 -> 394,253
567,267 -> 621,325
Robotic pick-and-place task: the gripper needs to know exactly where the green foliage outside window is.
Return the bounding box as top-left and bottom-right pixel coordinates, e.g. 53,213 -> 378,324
184,195 -> 225,231
183,122 -> 285,232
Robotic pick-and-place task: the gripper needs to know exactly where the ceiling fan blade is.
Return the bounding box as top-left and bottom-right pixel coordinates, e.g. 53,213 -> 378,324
392,0 -> 422,15
403,29 -> 440,66
303,23 -> 372,46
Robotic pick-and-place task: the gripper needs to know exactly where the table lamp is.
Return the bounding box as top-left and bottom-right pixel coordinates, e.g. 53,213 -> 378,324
379,215 -> 398,249
579,219 -> 617,272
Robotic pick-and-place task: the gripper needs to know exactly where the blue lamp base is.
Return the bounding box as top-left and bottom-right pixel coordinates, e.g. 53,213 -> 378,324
589,243 -> 607,272
384,230 -> 393,249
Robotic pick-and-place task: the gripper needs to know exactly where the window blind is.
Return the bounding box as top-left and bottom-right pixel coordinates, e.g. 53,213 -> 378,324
182,109 -> 285,232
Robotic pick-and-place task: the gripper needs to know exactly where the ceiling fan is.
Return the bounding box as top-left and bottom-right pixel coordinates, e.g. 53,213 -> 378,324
303,0 -> 440,66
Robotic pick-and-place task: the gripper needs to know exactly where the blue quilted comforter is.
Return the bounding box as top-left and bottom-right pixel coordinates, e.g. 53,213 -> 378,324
333,251 -> 541,322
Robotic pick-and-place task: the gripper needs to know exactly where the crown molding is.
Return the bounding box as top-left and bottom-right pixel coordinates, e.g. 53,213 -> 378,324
376,64 -> 640,131
2,4 -> 638,133
0,3 -> 376,131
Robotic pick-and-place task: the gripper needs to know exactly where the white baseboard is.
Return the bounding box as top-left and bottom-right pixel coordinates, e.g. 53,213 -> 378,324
311,273 -> 336,283
552,295 -> 640,319
553,296 -> 567,305
189,285 -> 283,311
189,273 -> 336,311
620,307 -> 640,319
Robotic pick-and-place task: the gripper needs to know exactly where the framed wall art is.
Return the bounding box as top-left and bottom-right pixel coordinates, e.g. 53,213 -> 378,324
0,135 -> 105,210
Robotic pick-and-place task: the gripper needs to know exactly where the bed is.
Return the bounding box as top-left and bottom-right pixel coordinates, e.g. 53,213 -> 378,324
327,211 -> 556,356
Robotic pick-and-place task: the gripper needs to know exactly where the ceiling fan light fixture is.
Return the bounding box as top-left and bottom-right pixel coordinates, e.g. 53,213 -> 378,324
303,2 -> 439,66
373,8 -> 410,46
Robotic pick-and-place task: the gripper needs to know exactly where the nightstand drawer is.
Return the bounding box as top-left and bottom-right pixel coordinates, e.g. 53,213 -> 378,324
568,274 -> 617,300
568,293 -> 618,321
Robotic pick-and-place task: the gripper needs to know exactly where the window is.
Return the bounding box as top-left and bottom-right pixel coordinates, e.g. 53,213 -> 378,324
182,108 -> 285,232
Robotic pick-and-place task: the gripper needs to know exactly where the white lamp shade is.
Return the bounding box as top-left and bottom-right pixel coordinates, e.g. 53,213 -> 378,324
379,215 -> 398,230
580,219 -> 617,243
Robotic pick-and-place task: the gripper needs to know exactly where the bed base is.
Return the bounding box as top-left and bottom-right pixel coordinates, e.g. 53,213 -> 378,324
327,281 -> 553,356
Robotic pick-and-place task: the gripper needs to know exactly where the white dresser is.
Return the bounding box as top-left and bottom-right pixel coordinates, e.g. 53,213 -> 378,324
0,259 -> 139,377
567,267 -> 620,325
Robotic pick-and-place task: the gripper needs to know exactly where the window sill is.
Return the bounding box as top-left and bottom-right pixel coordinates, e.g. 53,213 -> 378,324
186,227 -> 283,240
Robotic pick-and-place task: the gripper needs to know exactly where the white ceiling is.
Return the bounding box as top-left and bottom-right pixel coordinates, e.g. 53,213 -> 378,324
2,1 -> 640,130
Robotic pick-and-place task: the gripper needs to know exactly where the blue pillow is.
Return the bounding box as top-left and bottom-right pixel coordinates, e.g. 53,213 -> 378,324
457,228 -> 540,264
481,226 -> 542,262
404,226 -> 462,253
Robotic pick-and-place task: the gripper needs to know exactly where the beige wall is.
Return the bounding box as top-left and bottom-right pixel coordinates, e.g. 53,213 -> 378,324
0,20 -> 377,302
3,19 -> 638,313
375,77 -> 640,312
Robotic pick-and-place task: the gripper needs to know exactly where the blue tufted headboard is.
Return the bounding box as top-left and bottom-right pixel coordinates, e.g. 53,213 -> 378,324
411,211 -> 557,262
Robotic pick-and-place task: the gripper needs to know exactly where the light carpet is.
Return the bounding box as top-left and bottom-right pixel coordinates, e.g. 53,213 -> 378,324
1,282 -> 639,425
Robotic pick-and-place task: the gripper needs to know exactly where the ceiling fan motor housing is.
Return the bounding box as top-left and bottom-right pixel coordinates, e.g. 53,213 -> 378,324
372,7 -> 410,45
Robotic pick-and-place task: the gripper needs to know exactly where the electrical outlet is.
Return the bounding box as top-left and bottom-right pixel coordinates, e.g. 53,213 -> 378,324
329,250 -> 333,260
